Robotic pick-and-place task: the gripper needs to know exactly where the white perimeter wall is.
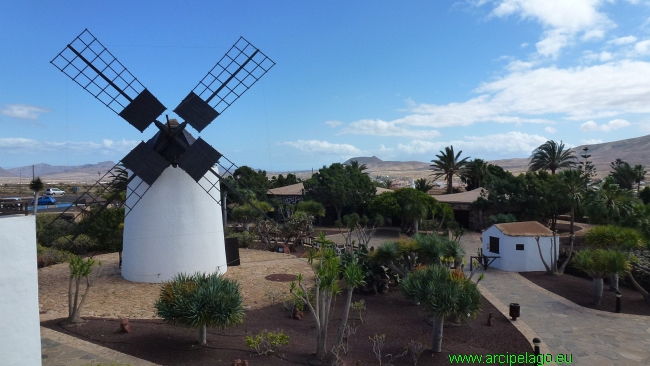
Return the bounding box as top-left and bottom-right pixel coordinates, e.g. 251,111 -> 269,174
482,226 -> 558,272
122,166 -> 226,283
0,215 -> 41,366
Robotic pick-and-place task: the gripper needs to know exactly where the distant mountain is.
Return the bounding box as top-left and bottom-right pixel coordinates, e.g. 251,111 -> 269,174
3,161 -> 116,182
489,134 -> 650,176
344,156 -> 383,165
0,167 -> 17,177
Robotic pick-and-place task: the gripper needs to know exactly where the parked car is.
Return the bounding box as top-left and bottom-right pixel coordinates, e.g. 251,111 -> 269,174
31,196 -> 56,205
45,188 -> 66,196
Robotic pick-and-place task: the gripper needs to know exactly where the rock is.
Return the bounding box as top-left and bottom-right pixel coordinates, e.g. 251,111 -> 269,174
487,312 -> 494,326
293,307 -> 303,320
277,243 -> 290,253
231,359 -> 249,366
120,318 -> 131,333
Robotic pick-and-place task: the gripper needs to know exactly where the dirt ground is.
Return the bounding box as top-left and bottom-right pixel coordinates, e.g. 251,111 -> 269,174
43,287 -> 535,366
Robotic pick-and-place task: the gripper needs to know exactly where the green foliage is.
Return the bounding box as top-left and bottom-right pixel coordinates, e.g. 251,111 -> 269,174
68,255 -> 102,323
609,159 -> 642,191
639,186 -> 650,205
528,140 -> 576,175
584,177 -> 636,224
29,177 -> 44,192
232,166 -> 271,201
584,225 -> 645,251
269,173 -> 302,188
304,162 -> 375,221
231,200 -> 273,227
461,158 -> 489,191
81,207 -> 125,252
488,213 -> 517,225
296,200 -> 326,218
400,265 -> 481,320
155,272 -> 245,330
245,330 -> 290,355
52,234 -> 97,254
225,230 -> 255,248
414,178 -> 434,193
350,299 -> 366,322
430,146 -> 470,194
36,214 -> 77,247
37,244 -> 70,266
572,249 -> 631,279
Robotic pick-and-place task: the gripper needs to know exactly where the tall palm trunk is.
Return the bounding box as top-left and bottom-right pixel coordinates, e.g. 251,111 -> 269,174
198,324 -> 207,345
592,277 -> 604,305
335,289 -> 354,348
432,315 -> 444,352
569,204 -> 575,235
447,174 -> 453,194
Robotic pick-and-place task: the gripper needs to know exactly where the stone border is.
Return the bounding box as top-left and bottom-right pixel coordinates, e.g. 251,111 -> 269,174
41,326 -> 159,366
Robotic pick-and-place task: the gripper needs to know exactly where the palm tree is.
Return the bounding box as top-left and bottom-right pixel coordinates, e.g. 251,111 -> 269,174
29,177 -> 44,216
348,160 -> 368,174
461,158 -> 489,190
584,177 -> 635,224
528,140 -> 576,175
558,169 -> 588,235
431,146 -> 470,194
633,164 -> 647,192
414,178 -> 435,193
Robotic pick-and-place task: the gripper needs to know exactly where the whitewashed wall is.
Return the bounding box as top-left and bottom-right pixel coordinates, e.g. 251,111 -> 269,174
122,166 -> 226,283
482,226 -> 558,272
0,215 -> 42,365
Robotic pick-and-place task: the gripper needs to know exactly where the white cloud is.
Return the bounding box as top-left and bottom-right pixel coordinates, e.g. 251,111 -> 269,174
608,35 -> 637,45
282,140 -> 363,155
485,0 -> 614,58
339,120 -> 440,138
599,51 -> 613,61
397,132 -> 547,156
580,118 -> 630,132
325,120 -> 342,128
579,139 -> 603,144
1,104 -> 51,120
545,126 -> 557,133
0,138 -> 138,155
634,40 -> 650,55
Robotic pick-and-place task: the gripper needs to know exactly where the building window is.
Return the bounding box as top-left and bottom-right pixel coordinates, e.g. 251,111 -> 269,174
489,236 -> 500,254
516,244 -> 524,251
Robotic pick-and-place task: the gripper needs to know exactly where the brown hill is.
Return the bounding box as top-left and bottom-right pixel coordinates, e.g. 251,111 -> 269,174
489,134 -> 650,177
0,167 -> 17,177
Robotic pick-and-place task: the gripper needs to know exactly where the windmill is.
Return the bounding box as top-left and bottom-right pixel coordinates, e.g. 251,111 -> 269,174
51,29 -> 274,282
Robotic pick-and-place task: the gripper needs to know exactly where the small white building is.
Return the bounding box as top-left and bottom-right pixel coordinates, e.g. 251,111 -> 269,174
481,221 -> 558,272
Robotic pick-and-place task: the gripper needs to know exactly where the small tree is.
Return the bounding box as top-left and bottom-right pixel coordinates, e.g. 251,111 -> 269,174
67,255 -> 102,324
291,244 -> 365,362
29,177 -> 44,216
572,249 -> 631,305
231,201 -> 273,231
400,265 -> 481,352
155,272 -> 245,345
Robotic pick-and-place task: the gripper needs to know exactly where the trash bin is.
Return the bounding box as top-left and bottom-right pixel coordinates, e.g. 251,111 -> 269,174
224,237 -> 240,266
509,303 -> 520,320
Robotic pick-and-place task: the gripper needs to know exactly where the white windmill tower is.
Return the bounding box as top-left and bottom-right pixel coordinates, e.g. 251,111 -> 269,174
51,30 -> 275,283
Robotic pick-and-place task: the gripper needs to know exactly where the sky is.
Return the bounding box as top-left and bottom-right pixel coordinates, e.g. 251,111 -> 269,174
2,0 -> 650,172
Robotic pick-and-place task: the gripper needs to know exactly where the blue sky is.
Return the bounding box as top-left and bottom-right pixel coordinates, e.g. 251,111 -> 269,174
2,0 -> 650,171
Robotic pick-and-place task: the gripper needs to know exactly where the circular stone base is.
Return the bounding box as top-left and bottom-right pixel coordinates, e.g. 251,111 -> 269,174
264,273 -> 298,282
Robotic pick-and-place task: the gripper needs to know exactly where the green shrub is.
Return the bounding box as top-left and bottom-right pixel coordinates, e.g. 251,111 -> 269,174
52,234 -> 97,254
245,330 -> 289,355
36,244 -> 71,267
155,272 -> 245,345
36,214 -> 76,247
488,213 -> 517,225
226,231 -> 255,248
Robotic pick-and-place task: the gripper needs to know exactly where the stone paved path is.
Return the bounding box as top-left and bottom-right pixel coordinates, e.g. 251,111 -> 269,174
461,231 -> 650,366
